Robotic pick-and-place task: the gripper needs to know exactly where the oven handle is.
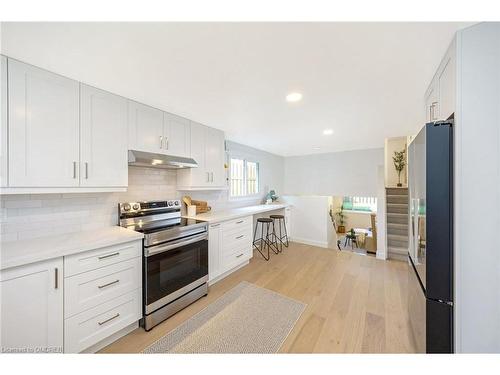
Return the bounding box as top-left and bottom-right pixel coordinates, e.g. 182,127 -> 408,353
144,232 -> 208,257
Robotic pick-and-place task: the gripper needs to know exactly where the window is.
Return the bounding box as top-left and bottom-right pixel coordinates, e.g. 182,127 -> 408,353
230,158 -> 259,197
342,196 -> 377,212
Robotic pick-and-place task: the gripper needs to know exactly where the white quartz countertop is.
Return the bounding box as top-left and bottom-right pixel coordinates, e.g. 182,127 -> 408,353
183,203 -> 289,223
0,226 -> 144,271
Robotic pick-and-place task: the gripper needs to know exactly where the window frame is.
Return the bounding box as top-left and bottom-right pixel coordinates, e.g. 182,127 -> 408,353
229,156 -> 260,200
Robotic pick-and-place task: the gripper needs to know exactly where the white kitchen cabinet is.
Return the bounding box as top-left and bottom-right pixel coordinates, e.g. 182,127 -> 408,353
208,222 -> 222,282
128,101 -> 190,158
425,80 -> 439,122
205,126 -> 226,186
208,216 -> 253,284
177,121 -> 226,189
437,42 -> 456,121
128,100 -> 164,153
0,257 -> 63,353
80,85 -> 128,187
0,55 -> 7,187
424,41 -> 456,123
8,59 -> 80,187
164,113 -> 190,157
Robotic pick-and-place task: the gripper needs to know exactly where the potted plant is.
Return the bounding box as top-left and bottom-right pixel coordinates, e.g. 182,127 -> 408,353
393,148 -> 406,187
336,207 -> 346,233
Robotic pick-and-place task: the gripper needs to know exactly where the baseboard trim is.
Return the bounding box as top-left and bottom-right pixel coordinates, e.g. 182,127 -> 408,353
289,237 -> 328,249
208,260 -> 250,286
83,321 -> 139,353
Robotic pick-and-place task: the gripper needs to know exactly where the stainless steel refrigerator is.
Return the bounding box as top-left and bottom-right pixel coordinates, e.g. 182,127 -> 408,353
407,120 -> 454,353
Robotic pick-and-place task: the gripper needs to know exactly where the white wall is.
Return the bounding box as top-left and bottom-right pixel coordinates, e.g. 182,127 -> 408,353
283,148 -> 384,197
454,23 -> 500,353
281,195 -> 333,249
384,136 -> 408,188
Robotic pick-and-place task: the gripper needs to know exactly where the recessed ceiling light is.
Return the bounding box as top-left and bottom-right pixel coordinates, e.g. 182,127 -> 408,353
323,129 -> 334,135
286,92 -> 302,102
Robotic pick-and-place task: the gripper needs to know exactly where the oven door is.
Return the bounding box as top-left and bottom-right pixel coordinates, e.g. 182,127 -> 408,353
144,232 -> 208,314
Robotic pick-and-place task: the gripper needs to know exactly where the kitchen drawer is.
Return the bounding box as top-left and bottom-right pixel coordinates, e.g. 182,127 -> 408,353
222,234 -> 252,257
221,216 -> 252,232
221,246 -> 251,272
64,288 -> 141,353
64,257 -> 141,318
64,240 -> 142,277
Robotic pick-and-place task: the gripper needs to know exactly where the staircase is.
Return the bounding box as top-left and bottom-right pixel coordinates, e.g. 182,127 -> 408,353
386,188 -> 409,261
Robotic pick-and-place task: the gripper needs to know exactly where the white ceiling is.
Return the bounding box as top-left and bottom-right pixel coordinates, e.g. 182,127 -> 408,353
0,22 -> 472,156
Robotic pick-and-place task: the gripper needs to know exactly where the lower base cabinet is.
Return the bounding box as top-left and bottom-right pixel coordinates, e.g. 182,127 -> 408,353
208,216 -> 253,283
0,239 -> 142,354
0,257 -> 64,353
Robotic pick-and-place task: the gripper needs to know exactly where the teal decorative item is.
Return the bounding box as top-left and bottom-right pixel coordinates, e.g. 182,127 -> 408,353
266,190 -> 278,202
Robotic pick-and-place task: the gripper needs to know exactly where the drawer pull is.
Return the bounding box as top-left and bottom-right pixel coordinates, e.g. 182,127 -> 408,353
236,253 -> 244,258
236,235 -> 244,239
236,220 -> 244,224
98,313 -> 120,326
98,252 -> 120,260
210,223 -> 221,228
98,279 -> 120,289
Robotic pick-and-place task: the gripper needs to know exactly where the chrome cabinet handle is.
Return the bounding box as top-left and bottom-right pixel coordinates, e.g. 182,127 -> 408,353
236,220 -> 244,224
210,223 -> 221,228
206,172 -> 210,183
236,235 -> 244,239
98,279 -> 120,289
211,172 -> 214,182
85,162 -> 89,179
72,162 -> 77,179
98,252 -> 120,260
165,137 -> 169,150
159,135 -> 163,149
54,268 -> 59,289
236,253 -> 244,258
98,313 -> 120,326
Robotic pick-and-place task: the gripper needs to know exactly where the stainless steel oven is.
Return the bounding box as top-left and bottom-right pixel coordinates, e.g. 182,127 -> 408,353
119,200 -> 208,331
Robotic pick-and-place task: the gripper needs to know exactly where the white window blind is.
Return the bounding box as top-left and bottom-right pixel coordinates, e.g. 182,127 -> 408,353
230,158 -> 259,197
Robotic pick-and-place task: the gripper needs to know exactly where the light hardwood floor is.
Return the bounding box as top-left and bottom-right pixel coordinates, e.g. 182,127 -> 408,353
101,242 -> 415,353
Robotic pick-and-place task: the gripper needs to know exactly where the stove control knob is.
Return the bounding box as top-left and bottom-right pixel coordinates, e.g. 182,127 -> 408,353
123,203 -> 131,211
174,201 -> 179,206
132,203 -> 140,210
168,201 -> 173,207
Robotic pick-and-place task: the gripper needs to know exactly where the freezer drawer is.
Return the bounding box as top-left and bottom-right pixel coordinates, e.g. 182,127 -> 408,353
427,299 -> 453,353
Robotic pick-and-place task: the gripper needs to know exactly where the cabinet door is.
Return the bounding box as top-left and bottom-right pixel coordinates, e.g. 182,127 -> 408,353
205,127 -> 226,186
424,82 -> 438,123
0,55 -> 7,187
208,223 -> 222,281
80,85 -> 128,187
164,113 -> 190,157
189,121 -> 209,186
437,49 -> 455,121
128,100 -> 164,153
0,257 -> 63,353
8,60 -> 80,187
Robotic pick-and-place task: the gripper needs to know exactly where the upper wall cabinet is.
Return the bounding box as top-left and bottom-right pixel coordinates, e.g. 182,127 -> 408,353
128,101 -> 164,154
0,56 -> 7,187
80,85 -> 128,187
164,113 -> 190,158
424,40 -> 456,123
177,121 -> 226,189
128,101 -> 190,158
8,59 -> 80,187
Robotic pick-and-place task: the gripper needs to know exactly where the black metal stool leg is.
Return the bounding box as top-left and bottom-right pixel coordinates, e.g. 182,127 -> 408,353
267,222 -> 279,255
271,219 -> 282,253
282,217 -> 289,247
253,220 -> 270,261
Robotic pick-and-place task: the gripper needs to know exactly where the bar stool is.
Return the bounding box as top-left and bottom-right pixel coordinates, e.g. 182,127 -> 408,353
270,214 -> 289,252
253,218 -> 279,261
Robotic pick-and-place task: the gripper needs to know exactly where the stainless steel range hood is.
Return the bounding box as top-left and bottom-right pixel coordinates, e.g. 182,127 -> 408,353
128,150 -> 198,169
